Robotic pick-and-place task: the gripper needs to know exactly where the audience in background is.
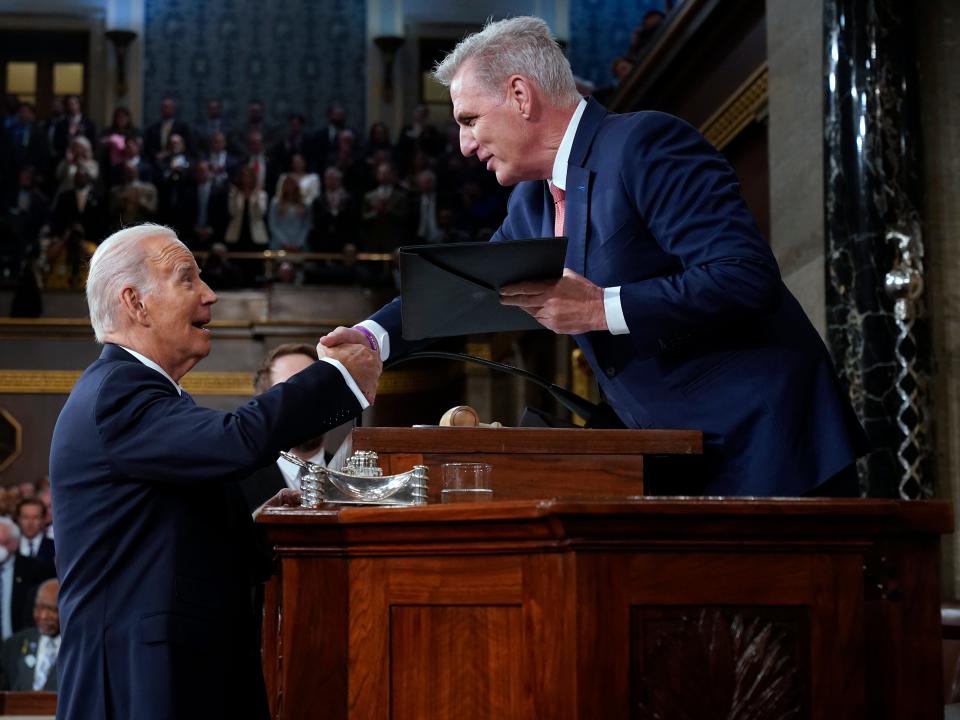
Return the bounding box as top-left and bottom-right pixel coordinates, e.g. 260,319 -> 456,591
0,518 -> 56,643
0,93 -> 516,292
0,579 -> 60,692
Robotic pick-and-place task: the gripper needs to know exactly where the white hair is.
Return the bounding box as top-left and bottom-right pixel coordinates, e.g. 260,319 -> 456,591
0,516 -> 20,543
434,16 -> 581,106
86,223 -> 182,343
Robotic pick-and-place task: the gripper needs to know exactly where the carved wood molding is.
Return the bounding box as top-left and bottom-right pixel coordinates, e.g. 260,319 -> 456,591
700,64 -> 769,151
635,607 -> 803,719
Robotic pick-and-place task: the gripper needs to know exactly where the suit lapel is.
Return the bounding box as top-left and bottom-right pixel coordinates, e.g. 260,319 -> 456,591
564,165 -> 592,275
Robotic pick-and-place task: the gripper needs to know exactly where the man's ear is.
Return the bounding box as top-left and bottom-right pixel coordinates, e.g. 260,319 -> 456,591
119,287 -> 150,326
507,75 -> 535,120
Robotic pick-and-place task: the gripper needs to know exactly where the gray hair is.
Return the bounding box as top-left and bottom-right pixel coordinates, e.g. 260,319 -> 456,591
0,517 -> 20,543
86,223 -> 182,343
434,16 -> 580,106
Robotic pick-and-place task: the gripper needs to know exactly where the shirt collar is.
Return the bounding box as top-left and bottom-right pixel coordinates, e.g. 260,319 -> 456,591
550,98 -> 588,191
118,345 -> 182,395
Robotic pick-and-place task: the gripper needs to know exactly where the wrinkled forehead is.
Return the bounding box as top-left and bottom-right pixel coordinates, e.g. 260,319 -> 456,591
146,236 -> 197,273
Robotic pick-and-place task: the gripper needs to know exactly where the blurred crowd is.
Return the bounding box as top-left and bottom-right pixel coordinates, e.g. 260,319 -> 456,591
0,94 -> 511,295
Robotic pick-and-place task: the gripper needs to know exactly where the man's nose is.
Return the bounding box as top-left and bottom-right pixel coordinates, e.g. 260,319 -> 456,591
460,128 -> 477,157
202,281 -> 218,305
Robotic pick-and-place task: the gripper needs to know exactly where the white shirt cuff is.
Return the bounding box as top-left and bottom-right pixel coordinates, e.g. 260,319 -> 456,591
357,319 -> 390,361
319,357 -> 369,409
603,287 -> 630,335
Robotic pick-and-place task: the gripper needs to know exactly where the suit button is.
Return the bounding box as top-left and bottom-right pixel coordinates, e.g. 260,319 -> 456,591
604,367 -> 617,378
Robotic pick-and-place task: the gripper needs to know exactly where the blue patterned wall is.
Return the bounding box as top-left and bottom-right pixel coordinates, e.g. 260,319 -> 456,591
143,0 -> 367,133
568,0 -> 664,88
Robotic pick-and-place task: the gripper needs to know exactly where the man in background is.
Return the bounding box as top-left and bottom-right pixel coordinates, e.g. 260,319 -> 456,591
14,498 -> 55,571
0,579 -> 60,691
0,518 -> 54,642
241,343 -> 354,512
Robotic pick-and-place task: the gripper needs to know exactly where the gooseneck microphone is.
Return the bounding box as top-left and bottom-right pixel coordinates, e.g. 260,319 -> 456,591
384,350 -> 622,428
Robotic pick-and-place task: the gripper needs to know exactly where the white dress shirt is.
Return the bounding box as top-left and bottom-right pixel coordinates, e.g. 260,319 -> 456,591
1,557 -> 14,640
33,634 -> 60,690
19,535 -> 42,557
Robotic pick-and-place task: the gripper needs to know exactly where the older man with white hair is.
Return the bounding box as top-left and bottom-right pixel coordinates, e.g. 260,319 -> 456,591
49,223 -> 381,720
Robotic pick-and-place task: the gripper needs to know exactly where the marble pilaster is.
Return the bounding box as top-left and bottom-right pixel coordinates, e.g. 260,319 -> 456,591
823,0 -> 931,497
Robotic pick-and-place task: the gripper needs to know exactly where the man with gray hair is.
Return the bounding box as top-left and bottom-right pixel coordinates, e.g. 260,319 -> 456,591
322,15 -> 867,497
49,223 -> 381,719
0,517 -> 53,643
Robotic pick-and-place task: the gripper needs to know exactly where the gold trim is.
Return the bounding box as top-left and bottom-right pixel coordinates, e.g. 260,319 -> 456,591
0,408 -> 22,473
0,368 -> 455,397
570,349 -> 593,427
700,64 -> 768,150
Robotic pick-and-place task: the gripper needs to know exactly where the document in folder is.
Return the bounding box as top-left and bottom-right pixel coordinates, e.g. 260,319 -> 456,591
399,237 -> 568,340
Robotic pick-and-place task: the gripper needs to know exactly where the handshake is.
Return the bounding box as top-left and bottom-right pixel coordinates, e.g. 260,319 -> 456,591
317,326 -> 384,405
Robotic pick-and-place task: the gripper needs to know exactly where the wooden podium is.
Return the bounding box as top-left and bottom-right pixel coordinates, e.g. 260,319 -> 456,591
256,428 -> 952,720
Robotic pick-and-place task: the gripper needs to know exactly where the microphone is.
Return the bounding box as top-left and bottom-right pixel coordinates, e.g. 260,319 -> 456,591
383,350 -> 623,428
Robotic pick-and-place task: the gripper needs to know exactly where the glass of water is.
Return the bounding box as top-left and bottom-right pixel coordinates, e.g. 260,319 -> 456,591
440,463 -> 493,503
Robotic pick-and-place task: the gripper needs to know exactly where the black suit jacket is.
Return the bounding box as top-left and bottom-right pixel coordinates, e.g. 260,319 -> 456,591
50,188 -> 106,241
240,463 -> 287,514
144,119 -> 194,163
0,627 -> 57,691
49,343 -> 363,720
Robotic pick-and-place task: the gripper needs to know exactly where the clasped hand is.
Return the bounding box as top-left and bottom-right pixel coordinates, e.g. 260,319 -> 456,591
317,331 -> 382,404
499,268 -> 608,335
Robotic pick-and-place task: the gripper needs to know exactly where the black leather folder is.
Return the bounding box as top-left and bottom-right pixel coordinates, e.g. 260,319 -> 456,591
399,237 -> 568,341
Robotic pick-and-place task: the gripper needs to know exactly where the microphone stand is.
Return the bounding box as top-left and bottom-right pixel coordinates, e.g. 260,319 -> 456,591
384,350 -> 624,428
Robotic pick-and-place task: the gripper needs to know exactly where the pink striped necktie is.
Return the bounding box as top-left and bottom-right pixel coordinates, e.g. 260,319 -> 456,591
549,182 -> 566,236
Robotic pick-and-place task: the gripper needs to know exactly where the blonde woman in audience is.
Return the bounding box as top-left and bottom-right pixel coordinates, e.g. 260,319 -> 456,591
225,166 -> 269,285
273,153 -> 319,206
55,136 -> 99,194
268,175 -> 311,251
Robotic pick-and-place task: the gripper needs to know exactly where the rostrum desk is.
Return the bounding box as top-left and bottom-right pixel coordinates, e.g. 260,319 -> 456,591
256,428 -> 952,720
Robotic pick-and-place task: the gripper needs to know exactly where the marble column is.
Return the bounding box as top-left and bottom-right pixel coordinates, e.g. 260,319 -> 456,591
823,0 -> 932,498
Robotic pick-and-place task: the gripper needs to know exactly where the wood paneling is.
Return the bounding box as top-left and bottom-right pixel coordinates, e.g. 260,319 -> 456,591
259,497 -> 951,719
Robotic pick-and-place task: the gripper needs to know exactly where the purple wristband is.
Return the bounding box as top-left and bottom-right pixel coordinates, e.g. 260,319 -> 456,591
353,325 -> 379,354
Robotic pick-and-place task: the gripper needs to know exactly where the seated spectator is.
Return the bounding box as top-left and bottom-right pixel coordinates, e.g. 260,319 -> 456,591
594,56 -> 637,107
361,161 -> 410,252
183,160 -> 228,249
3,166 -> 49,265
113,136 -> 154,188
268,176 -> 311,252
397,104 -> 443,176
627,9 -> 666,59
273,153 -> 319,207
54,136 -> 99,195
243,131 -> 272,192
44,224 -> 97,290
109,162 -> 158,231
365,122 -> 394,163
52,95 -> 96,164
99,106 -> 141,187
156,134 -> 194,236
225,166 -> 268,285
200,241 -> 243,290
143,96 -> 193,169
311,166 -> 358,252
0,579 -> 59,691
271,113 -> 309,172
194,98 -> 229,155
8,102 -> 47,174
50,169 -> 105,243
330,129 -> 367,198
204,131 -> 237,187
15,498 -> 54,575
412,169 -> 451,244
0,517 -> 55,642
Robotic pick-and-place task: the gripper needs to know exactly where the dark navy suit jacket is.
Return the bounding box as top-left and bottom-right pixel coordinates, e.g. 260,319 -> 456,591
372,99 -> 867,496
49,344 -> 362,719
